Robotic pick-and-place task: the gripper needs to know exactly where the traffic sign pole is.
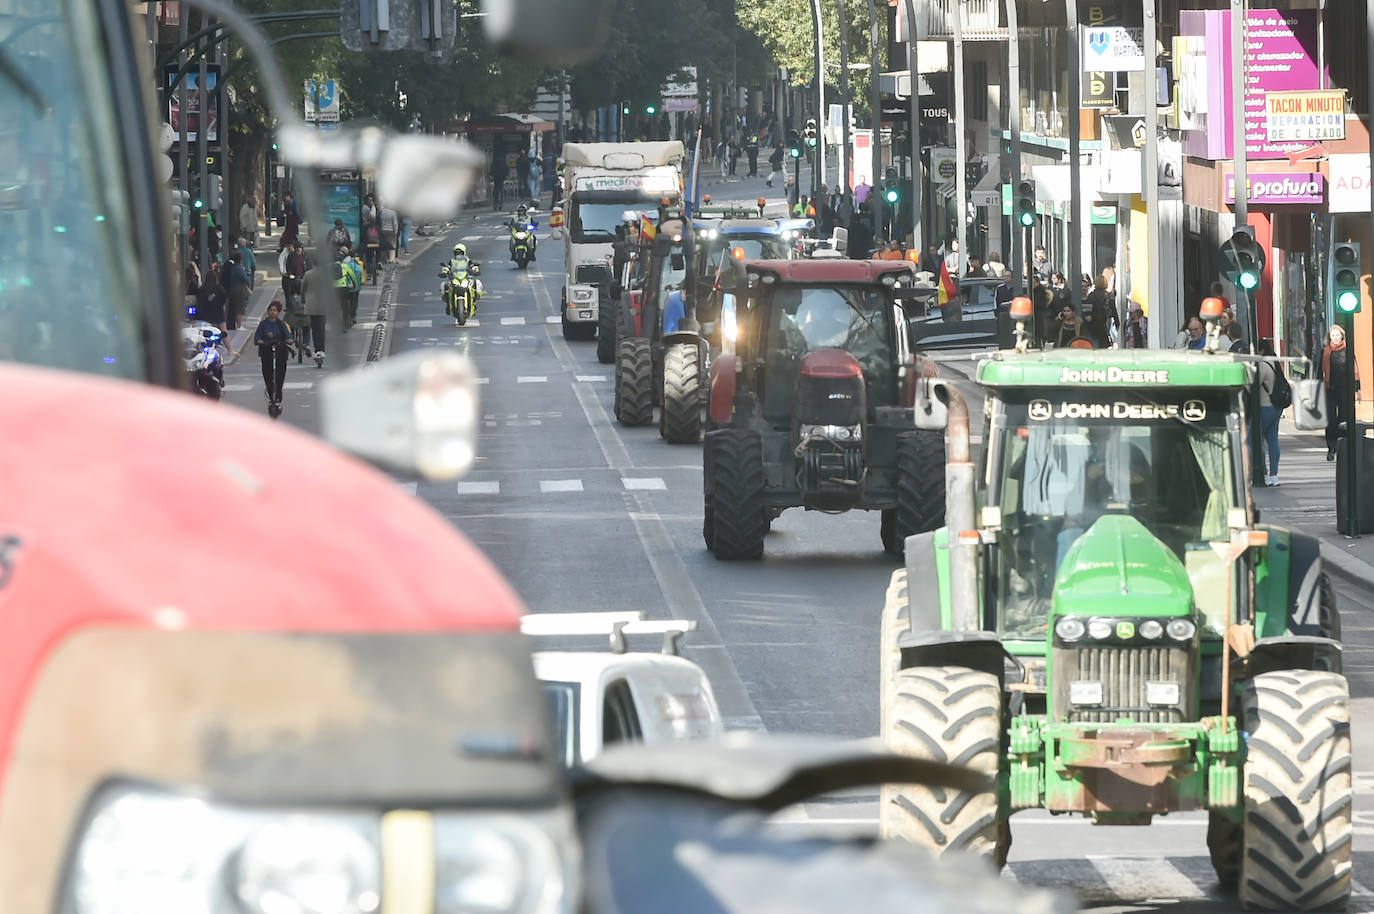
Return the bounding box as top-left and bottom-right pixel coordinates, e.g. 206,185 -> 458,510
1005,0 -> 1021,296
1064,0 -> 1081,310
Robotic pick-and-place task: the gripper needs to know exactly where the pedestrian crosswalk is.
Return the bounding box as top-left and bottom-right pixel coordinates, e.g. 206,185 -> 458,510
434,474 -> 680,498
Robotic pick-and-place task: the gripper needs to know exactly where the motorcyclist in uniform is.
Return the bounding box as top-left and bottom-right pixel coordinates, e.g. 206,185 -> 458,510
442,243 -> 485,316
508,204 -> 537,261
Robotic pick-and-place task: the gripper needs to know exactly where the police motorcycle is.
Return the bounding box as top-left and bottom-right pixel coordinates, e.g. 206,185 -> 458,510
181,309 -> 229,399
508,204 -> 538,269
439,242 -> 484,326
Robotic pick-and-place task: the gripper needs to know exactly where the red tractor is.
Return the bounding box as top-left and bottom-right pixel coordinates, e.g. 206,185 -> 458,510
703,259 -> 946,559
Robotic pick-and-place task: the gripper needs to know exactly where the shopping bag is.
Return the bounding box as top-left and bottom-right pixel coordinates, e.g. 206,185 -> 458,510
1292,379 -> 1327,431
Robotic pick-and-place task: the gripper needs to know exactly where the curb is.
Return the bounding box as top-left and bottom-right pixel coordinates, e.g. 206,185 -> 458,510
1320,539 -> 1374,581
368,233 -> 445,364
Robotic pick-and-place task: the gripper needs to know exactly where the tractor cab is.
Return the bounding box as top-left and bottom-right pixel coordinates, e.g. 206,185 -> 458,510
702,259 -> 946,559
880,347 -> 1351,911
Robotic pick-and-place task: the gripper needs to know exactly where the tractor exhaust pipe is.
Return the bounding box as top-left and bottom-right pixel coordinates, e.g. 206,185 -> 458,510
912,378 -> 979,633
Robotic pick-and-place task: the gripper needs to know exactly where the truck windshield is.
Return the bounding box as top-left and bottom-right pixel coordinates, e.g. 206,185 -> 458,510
760,285 -> 896,420
0,0 -> 146,380
987,390 -> 1239,639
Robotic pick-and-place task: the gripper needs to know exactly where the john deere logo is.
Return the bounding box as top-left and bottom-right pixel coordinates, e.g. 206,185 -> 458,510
1028,399 -> 1052,420
1116,621 -> 1136,639
1183,400 -> 1207,422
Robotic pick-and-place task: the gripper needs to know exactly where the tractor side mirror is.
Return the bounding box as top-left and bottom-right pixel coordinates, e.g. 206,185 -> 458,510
912,378 -> 953,430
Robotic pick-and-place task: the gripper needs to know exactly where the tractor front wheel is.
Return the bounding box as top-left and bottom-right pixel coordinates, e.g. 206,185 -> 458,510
615,338 -> 654,426
704,430 -> 767,560
881,665 -> 1006,866
661,343 -> 702,444
878,569 -> 910,732
1236,669 -> 1352,911
891,430 -> 946,553
596,294 -> 618,364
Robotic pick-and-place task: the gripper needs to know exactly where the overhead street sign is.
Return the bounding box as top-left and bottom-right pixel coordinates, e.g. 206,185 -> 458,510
1083,26 -> 1145,72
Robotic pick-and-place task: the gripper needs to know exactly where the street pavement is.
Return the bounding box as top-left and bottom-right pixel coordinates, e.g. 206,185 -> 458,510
215,168 -> 1374,913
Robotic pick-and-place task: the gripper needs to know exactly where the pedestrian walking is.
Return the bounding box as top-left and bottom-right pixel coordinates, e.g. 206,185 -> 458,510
527,154 -> 542,201
1122,306 -> 1148,349
361,193 -> 380,281
1032,245 -> 1051,280
327,219 -> 352,253
235,238 -> 256,289
491,153 -> 508,210
985,251 -> 1006,278
378,204 -> 399,265
1050,302 -> 1083,347
341,247 -> 364,328
1255,341 -> 1284,485
847,204 -> 873,259
277,191 -> 299,251
729,141 -> 741,177
255,298 -> 293,409
1084,274 -> 1117,348
1321,324 -> 1361,460
717,139 -> 730,178
223,251 -> 252,330
1225,322 -> 1248,353
745,134 -> 759,177
766,146 -> 784,187
238,196 -> 258,246
785,175 -> 799,211
399,217 -> 412,254
301,258 -> 329,363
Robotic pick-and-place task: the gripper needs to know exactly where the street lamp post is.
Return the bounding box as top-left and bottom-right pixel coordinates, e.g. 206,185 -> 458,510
1064,0 -> 1081,308
1005,0 -> 1021,293
838,0 -> 850,195
1143,0 -> 1161,345
900,0 -> 922,254
866,0 -> 883,237
808,0 -> 827,196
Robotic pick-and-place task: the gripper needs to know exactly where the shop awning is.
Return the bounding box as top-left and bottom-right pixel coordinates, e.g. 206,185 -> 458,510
455,114 -> 555,134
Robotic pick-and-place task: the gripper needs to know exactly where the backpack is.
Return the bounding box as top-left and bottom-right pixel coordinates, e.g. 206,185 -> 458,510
1266,361 -> 1293,409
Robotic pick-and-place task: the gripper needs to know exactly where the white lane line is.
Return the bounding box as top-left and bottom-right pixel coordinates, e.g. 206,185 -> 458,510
409,319 -> 433,328
457,481 -> 501,495
461,235 -> 480,241
1085,856 -> 1203,901
501,316 -> 527,326
576,375 -> 610,382
475,378 -> 490,385
623,477 -> 667,491
517,376 -> 547,384
395,481 -> 419,496
464,319 -> 481,327
283,381 -> 314,390
223,383 -> 253,392
540,479 -> 584,493
546,315 -> 561,324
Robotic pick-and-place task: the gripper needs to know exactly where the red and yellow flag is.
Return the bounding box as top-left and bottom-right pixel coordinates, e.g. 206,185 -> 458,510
640,214 -> 657,241
937,259 -> 958,307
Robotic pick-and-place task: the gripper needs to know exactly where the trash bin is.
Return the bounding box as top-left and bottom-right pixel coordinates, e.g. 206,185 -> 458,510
1335,422 -> 1374,535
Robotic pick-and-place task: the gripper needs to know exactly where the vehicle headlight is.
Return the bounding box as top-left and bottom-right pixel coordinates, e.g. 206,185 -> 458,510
66,784 -> 576,914
720,296 -> 737,342
1087,619 -> 1113,640
1166,618 -> 1197,641
1054,617 -> 1085,642
515,232 -> 528,239
1139,620 -> 1164,640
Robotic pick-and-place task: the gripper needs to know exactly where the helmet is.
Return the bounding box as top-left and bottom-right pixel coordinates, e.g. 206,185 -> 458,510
453,243 -> 467,257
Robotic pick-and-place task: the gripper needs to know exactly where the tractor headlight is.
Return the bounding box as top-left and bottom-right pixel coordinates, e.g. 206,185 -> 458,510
1054,617 -> 1086,642
65,784 -> 576,914
1087,619 -> 1113,641
1166,619 -> 1197,641
1139,620 -> 1164,640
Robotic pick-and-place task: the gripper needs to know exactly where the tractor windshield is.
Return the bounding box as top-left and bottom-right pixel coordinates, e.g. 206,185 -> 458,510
706,235 -> 789,269
986,389 -> 1240,640
760,284 -> 896,421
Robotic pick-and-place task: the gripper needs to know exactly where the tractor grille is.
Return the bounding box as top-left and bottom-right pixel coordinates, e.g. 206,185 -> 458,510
576,264 -> 611,289
1052,644 -> 1194,724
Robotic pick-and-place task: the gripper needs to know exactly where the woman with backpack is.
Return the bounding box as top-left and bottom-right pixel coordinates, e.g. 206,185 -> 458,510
1255,340 -> 1291,486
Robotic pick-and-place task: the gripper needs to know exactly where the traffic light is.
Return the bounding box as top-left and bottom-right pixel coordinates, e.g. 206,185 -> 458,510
622,104 -> 631,116
787,129 -> 802,159
804,118 -> 818,148
1014,180 -> 1036,228
883,179 -> 900,205
1331,242 -> 1362,314
644,103 -> 658,115
1219,228 -> 1266,293
168,188 -> 190,235
204,173 -> 222,212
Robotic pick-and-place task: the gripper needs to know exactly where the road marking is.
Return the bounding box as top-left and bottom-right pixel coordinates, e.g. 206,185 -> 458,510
517,376 -> 547,384
475,378 -> 489,385
223,383 -> 253,392
576,375 -> 610,382
283,381 -> 314,390
539,479 -> 583,493
464,320 -> 481,327
456,481 -> 501,495
461,235 -> 480,242
546,315 -> 561,324
1085,855 -> 1203,901
409,319 -> 432,328
501,316 -> 526,326
395,481 -> 419,496
623,477 -> 667,490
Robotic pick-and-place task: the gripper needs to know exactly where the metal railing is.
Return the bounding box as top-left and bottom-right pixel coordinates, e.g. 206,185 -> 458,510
917,0 -> 1001,38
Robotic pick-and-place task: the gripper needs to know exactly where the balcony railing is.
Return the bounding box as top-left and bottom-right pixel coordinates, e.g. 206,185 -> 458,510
916,0 -> 1004,40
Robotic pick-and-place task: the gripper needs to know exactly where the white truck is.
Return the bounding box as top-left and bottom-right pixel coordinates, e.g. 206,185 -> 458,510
551,141 -> 684,343
522,612 -> 724,767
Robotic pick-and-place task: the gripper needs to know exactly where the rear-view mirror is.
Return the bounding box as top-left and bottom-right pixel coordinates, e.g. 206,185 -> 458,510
912,378 -> 952,431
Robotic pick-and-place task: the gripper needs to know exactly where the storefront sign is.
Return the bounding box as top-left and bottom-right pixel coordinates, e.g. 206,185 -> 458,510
930,148 -> 957,185
1329,154 -> 1371,213
1082,27 -> 1145,72
1082,71 -> 1115,109
1265,90 -> 1346,143
1241,11 -> 1322,159
1224,172 -> 1325,205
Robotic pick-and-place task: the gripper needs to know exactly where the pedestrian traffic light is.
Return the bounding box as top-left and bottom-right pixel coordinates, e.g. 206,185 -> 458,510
1014,180 -> 1036,228
804,118 -> 818,148
1220,228 -> 1266,293
1331,241 -> 1362,314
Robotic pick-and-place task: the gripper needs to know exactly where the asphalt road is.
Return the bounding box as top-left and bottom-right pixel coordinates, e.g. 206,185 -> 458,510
225,171 -> 1374,913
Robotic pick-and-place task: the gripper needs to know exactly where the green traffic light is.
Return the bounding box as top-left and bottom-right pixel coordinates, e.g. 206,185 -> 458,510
789,147 -> 801,159
1238,271 -> 1259,291
192,198 -> 204,209
1019,211 -> 1034,227
884,188 -> 899,204
806,137 -> 817,147
1338,290 -> 1360,312
622,105 -> 631,115
645,105 -> 657,115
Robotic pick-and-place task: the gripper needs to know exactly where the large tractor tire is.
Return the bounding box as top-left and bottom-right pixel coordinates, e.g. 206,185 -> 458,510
704,430 -> 767,560
596,294 -> 618,364
660,343 -> 702,444
1233,669 -> 1352,912
614,338 -> 654,426
880,666 -> 1006,866
879,569 -> 910,733
891,430 -> 946,553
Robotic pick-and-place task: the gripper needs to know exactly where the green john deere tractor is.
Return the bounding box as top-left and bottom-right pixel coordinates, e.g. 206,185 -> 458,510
881,348 -> 1349,912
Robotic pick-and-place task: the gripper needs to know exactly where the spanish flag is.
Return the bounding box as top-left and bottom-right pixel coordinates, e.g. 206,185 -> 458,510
640,214 -> 656,241
937,259 -> 958,307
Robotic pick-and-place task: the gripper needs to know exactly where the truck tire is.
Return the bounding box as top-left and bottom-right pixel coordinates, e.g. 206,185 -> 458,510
705,430 -> 767,560
1237,670 -> 1352,911
615,338 -> 654,426
879,569 -> 910,733
892,430 -> 946,551
562,309 -> 594,341
596,294 -> 618,364
661,343 -> 702,444
881,666 -> 1006,865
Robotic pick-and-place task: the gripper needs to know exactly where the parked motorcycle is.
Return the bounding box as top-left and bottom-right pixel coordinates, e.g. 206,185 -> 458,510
181,317 -> 227,399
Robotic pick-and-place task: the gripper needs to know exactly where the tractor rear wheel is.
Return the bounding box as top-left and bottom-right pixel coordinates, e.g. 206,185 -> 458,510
661,343 -> 702,444
1237,669 -> 1352,911
705,430 -> 767,560
892,430 -> 946,551
596,293 -> 618,364
615,338 -> 654,426
881,666 -> 1006,866
879,569 -> 910,733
